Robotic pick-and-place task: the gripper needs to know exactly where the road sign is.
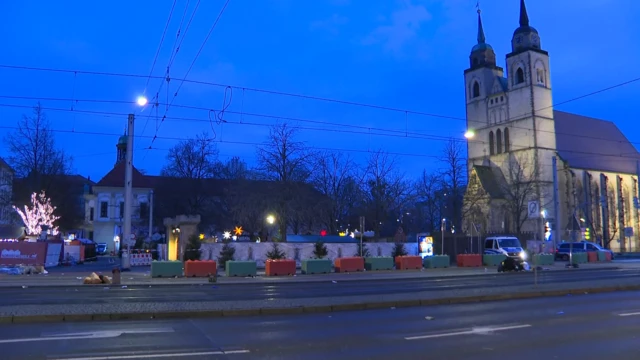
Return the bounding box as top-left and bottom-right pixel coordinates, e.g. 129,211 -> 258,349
528,201 -> 540,218
624,227 -> 634,238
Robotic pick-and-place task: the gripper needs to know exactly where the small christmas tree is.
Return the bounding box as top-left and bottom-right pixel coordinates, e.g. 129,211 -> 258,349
392,242 -> 408,259
217,240 -> 236,268
355,242 -> 370,257
266,242 -> 286,260
13,191 -> 60,235
313,241 -> 328,259
184,234 -> 201,261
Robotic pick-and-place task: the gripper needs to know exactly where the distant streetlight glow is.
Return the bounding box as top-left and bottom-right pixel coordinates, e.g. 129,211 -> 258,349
136,96 -> 148,106
464,130 -> 475,139
266,215 -> 275,224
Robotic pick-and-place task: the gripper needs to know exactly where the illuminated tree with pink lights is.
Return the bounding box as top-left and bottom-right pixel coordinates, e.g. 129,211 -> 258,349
13,191 -> 60,235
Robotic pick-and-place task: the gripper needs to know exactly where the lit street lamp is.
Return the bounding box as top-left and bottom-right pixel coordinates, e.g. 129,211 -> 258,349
136,96 -> 148,106
266,214 -> 275,225
464,130 -> 475,139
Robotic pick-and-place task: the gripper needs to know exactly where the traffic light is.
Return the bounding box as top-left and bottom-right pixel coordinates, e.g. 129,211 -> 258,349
584,227 -> 591,240
544,223 -> 550,234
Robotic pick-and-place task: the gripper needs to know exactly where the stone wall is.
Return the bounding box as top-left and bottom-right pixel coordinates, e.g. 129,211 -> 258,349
200,242 -> 419,267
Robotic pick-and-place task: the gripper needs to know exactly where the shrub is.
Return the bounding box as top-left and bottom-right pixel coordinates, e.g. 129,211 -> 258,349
184,234 -> 201,261
392,242 -> 408,259
313,242 -> 328,259
266,242 -> 286,260
355,242 -> 371,257
217,240 -> 235,267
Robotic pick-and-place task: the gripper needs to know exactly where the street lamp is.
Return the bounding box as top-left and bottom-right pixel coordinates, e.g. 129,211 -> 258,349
136,96 -> 148,106
464,130 -> 475,139
266,214 -> 275,225
441,218 -> 446,255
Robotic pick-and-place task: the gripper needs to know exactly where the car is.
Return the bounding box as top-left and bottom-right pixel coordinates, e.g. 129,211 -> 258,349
555,241 -> 614,261
96,243 -> 108,255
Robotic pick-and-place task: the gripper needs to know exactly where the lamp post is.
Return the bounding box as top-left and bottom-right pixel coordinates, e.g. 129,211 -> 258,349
266,214 -> 275,241
441,218 -> 446,256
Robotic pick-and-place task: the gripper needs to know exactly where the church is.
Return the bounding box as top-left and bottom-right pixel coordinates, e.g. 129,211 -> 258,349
462,0 -> 640,252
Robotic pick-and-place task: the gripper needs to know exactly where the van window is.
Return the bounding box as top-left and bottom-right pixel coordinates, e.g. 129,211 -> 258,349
497,238 -> 521,248
484,239 -> 495,249
586,243 -> 598,251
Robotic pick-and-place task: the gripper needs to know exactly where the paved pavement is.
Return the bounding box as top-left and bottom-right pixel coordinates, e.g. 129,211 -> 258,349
1,291 -> 639,359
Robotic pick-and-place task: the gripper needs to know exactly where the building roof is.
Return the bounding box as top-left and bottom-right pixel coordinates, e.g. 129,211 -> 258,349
95,162 -> 150,188
0,157 -> 14,174
473,165 -> 505,199
554,110 -> 640,174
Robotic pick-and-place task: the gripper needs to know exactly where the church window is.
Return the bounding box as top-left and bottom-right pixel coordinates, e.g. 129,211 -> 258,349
496,129 -> 503,154
490,99 -> 493,105
504,128 -> 510,152
536,68 -> 545,85
500,96 -> 504,102
515,68 -> 525,84
489,131 -> 495,156
472,81 -> 480,98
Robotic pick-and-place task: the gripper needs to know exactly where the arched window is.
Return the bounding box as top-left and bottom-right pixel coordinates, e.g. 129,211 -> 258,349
515,68 -> 525,84
504,127 -> 510,152
489,131 -> 495,156
496,129 -> 503,154
472,81 -> 480,98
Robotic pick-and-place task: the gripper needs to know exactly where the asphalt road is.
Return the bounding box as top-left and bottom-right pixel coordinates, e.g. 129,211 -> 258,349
2,291 -> 640,359
0,267 -> 637,306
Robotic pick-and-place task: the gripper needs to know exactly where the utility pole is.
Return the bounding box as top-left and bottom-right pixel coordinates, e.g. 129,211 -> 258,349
441,218 -> 446,255
552,156 -> 560,251
148,189 -> 154,245
122,114 -> 135,270
359,216 -> 365,257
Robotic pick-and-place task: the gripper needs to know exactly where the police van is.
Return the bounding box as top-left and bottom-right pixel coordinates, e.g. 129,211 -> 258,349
483,236 -> 527,260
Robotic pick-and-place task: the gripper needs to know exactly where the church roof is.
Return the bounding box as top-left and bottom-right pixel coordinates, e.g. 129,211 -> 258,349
554,110 -> 640,174
95,162 -> 150,188
472,165 -> 505,199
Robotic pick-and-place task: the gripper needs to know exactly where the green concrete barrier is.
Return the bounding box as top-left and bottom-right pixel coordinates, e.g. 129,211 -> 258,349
364,257 -> 394,271
571,252 -> 588,264
151,261 -> 183,278
423,255 -> 450,268
225,261 -> 257,277
597,251 -> 608,262
533,254 -> 554,266
483,254 -> 507,266
301,259 -> 332,274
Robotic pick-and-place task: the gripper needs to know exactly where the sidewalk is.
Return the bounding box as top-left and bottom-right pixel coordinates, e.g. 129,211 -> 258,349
0,261 -> 626,288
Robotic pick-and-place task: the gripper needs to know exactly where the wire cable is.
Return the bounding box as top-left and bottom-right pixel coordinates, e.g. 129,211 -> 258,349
142,0 -> 177,95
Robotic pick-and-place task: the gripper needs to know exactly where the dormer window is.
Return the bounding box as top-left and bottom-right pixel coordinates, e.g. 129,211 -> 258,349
472,81 -> 480,98
515,68 -> 525,84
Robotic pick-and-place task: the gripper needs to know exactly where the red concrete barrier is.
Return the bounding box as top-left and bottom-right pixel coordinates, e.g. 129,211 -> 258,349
457,254 -> 482,267
334,257 -> 365,273
184,260 -> 217,277
265,259 -> 296,276
605,252 -> 612,261
587,252 -> 598,263
395,256 -> 422,270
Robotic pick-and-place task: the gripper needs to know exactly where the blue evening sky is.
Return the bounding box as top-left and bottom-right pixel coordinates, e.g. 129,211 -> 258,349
1,0 -> 638,181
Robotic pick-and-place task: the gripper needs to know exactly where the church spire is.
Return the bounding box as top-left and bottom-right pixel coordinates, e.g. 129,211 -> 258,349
519,0 -> 529,27
477,7 -> 486,44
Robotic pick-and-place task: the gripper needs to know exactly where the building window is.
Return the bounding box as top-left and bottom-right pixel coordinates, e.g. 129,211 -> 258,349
489,131 -> 495,156
500,95 -> 504,102
490,99 -> 493,104
100,201 -> 108,218
472,81 -> 480,98
536,68 -> 545,85
504,128 -> 510,152
139,202 -> 148,219
89,231 -> 94,240
89,207 -> 94,221
119,202 -> 124,219
496,129 -> 503,154
515,68 -> 525,84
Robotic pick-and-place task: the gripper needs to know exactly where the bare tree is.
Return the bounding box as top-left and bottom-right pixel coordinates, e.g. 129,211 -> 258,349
161,132 -> 217,179
311,151 -> 360,233
256,123 -> 312,241
439,139 -> 466,229
215,156 -> 250,180
416,171 -> 443,233
501,154 -> 539,234
361,150 -> 412,238
5,103 -> 72,177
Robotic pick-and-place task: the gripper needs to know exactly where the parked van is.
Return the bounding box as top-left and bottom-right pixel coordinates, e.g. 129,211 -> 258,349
484,236 -> 527,260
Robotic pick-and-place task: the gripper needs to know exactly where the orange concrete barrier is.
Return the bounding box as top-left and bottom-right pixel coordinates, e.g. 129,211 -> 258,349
184,260 -> 217,277
457,254 -> 482,267
587,252 -> 598,263
265,259 -> 296,276
395,256 -> 422,270
334,257 -> 365,273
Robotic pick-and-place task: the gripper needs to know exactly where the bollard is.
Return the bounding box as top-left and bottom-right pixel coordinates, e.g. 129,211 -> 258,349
112,267 -> 121,285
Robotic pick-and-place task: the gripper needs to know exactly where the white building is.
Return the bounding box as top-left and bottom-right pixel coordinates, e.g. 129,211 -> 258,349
83,135 -> 153,253
463,1 -> 640,252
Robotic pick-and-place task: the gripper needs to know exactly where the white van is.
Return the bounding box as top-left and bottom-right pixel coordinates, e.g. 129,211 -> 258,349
484,236 -> 527,260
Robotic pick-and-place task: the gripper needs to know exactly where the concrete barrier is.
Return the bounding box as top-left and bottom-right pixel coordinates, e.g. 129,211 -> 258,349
483,254 -> 507,266
225,261 -> 257,277
364,257 -> 394,271
265,259 -> 296,276
423,255 -> 450,268
301,259 -> 332,274
335,257 -> 364,273
457,254 -> 482,267
184,260 -> 217,277
395,256 -> 422,270
151,261 -> 183,278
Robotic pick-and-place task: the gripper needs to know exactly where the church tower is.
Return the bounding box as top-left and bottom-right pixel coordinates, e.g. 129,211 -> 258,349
116,131 -> 127,165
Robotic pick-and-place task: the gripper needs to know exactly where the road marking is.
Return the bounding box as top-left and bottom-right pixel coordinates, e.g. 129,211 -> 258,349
0,328 -> 174,344
405,324 -> 532,340
618,312 -> 640,317
51,350 -> 250,360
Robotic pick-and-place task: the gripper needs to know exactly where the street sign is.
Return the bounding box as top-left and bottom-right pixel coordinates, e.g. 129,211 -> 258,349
527,201 -> 540,218
624,227 -> 634,238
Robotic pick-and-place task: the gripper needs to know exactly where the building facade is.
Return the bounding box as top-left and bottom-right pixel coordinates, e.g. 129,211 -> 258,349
0,157 -> 15,225
463,1 -> 640,251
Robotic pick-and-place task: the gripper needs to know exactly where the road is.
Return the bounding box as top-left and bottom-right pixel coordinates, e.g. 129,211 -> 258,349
0,267 -> 637,306
1,290 -> 639,359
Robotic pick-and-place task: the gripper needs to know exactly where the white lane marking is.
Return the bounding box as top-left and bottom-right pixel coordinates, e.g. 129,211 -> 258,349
405,324 -> 532,340
618,312 -> 640,317
0,328 -> 174,344
51,350 -> 250,360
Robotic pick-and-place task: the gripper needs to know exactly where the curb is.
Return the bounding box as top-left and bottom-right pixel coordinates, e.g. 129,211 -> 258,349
2,283 -> 639,324
0,266 -> 623,289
